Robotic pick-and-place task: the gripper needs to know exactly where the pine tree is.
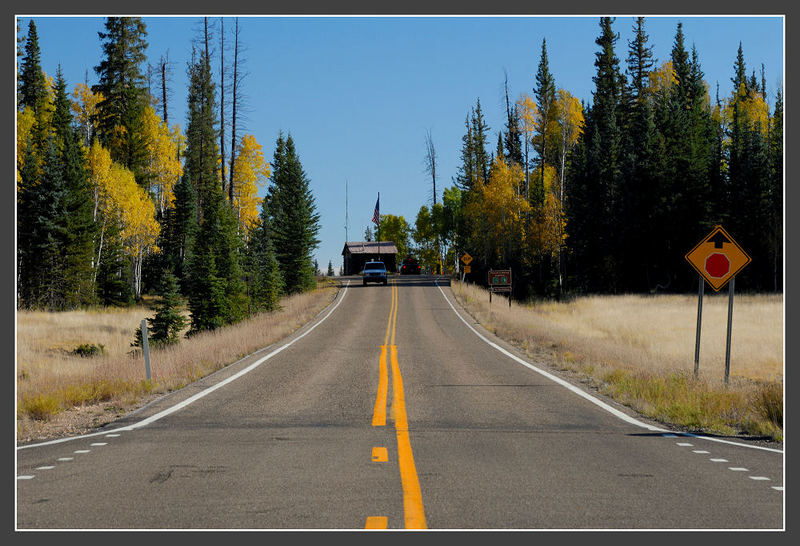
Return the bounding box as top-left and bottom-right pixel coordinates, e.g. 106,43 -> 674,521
24,137 -> 67,309
148,271 -> 188,345
247,203 -> 283,312
472,99 -> 491,187
52,69 -> 97,307
183,45 -> 249,333
327,260 -> 335,276
768,88 -> 783,291
533,38 -> 557,207
161,173 -> 197,292
268,134 -> 321,294
503,73 -> 523,166
18,20 -> 48,115
454,115 -> 475,192
92,17 -> 150,186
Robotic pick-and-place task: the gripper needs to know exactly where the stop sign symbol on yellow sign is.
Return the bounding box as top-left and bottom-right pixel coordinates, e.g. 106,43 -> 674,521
685,225 -> 751,291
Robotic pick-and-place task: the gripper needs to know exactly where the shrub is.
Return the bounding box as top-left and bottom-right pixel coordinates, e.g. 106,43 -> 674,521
72,343 -> 105,357
20,394 -> 61,420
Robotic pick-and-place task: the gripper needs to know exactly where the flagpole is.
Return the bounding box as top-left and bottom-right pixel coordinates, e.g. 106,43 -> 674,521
377,192 -> 381,262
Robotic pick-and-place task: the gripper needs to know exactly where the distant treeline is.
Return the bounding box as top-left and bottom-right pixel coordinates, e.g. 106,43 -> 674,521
416,17 -> 782,297
16,17 -> 320,336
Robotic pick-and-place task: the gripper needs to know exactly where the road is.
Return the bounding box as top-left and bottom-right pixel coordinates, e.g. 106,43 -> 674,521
16,276 -> 783,529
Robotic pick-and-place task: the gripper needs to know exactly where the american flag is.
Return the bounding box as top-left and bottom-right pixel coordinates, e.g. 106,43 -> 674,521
372,194 -> 380,225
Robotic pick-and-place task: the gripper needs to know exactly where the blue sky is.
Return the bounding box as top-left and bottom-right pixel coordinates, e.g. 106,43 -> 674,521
19,15 -> 784,273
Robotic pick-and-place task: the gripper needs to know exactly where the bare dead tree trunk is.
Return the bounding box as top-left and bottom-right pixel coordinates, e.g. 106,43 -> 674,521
219,17 -> 227,195
229,17 -> 242,204
424,129 -> 437,205
423,129 -> 440,272
159,53 -> 170,124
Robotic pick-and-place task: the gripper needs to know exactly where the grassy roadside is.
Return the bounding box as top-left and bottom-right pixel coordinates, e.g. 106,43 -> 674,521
449,280 -> 783,442
16,280 -> 339,443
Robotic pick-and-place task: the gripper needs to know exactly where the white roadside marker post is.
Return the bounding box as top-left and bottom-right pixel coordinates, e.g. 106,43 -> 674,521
141,319 -> 152,382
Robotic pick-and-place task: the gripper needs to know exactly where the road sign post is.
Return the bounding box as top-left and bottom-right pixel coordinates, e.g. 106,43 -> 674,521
460,253 -> 473,286
141,319 -> 152,382
724,276 -> 735,385
693,277 -> 704,379
685,226 -> 750,383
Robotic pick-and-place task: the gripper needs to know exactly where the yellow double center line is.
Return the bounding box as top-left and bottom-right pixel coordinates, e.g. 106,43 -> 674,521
369,280 -> 427,529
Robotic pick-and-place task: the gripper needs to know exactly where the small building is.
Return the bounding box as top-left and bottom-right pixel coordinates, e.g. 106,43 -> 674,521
342,241 -> 398,275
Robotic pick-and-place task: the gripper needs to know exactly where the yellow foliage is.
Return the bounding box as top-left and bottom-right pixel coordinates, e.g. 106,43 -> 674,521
725,83 -> 770,135
554,89 -> 584,148
71,83 -> 103,141
141,105 -> 184,215
647,61 -> 677,97
516,93 -> 538,140
466,156 -> 530,262
88,141 -> 159,258
16,108 -> 36,185
233,134 -> 271,238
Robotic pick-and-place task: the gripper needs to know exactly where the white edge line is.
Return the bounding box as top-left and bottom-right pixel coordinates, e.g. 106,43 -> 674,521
18,281 -> 350,451
435,281 -> 784,455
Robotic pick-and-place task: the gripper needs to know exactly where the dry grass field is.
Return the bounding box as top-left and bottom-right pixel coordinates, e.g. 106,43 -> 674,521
16,282 -> 338,443
451,280 -> 783,441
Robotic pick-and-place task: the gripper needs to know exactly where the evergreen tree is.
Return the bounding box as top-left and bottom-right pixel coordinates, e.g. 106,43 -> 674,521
133,270 -> 187,347
768,88 -> 783,291
148,271 -> 188,345
327,260 -> 335,276
268,134 -> 321,294
566,17 -> 625,292
503,73 -> 523,166
92,17 -> 150,186
471,99 -> 491,187
618,16 -> 660,291
246,203 -> 283,312
183,45 -> 249,333
18,20 -> 48,114
533,38 -> 557,206
160,173 -> 197,292
24,137 -> 67,309
454,115 -> 476,192
52,69 -> 97,307
17,139 -> 42,307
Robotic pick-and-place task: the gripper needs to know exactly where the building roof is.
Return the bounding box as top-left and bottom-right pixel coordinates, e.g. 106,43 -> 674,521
342,241 -> 398,255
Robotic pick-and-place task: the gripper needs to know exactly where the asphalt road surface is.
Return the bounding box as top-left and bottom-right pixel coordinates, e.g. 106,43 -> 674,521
16,276 -> 783,529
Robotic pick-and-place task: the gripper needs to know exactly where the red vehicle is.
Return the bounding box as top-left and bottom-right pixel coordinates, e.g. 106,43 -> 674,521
400,257 -> 421,275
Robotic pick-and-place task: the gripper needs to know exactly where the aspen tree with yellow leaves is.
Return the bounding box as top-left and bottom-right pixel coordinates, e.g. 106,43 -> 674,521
141,105 -> 184,217
88,142 -> 160,299
465,156 -> 529,265
232,133 -> 270,240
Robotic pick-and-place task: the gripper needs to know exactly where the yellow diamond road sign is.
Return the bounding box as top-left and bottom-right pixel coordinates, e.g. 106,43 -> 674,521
461,253 -> 473,265
685,225 -> 751,292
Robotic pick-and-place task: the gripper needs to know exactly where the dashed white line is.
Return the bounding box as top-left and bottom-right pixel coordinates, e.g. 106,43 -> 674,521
57,457 -> 73,461
18,281 -> 351,452
749,476 -> 771,481
710,458 -> 728,463
17,475 -> 34,480
74,450 -> 90,454
676,442 -> 694,447
105,434 -> 120,438
436,282 -> 784,455
90,442 -> 107,446
692,450 -> 710,454
728,467 -> 749,472
35,466 -> 55,470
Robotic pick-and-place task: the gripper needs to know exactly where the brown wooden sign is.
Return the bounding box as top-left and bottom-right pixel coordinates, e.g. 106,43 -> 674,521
488,269 -> 511,292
